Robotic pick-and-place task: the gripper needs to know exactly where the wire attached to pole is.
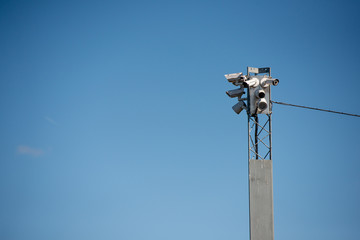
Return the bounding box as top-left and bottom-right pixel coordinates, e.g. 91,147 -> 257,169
271,101 -> 360,118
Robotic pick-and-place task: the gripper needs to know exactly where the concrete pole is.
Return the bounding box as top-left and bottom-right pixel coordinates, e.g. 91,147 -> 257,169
248,115 -> 274,240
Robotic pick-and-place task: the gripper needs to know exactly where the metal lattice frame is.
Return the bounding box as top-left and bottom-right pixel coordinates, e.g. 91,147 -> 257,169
248,114 -> 272,160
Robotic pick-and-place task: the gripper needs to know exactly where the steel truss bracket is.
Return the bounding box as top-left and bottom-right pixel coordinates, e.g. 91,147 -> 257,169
248,114 -> 272,161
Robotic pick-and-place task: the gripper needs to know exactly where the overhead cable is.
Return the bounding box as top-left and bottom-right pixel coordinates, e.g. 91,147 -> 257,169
271,101 -> 360,118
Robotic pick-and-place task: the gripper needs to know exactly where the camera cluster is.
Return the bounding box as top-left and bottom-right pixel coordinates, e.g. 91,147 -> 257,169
225,68 -> 279,115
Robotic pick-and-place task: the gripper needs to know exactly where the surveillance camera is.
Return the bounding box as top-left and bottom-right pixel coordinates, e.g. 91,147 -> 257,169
225,73 -> 247,86
272,79 -> 279,86
260,78 -> 279,88
243,78 -> 259,88
232,101 -> 247,114
257,98 -> 268,112
225,72 -> 243,82
255,89 -> 265,98
226,88 -> 245,98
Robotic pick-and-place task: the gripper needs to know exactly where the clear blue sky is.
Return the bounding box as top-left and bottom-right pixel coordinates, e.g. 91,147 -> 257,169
1,0 -> 360,239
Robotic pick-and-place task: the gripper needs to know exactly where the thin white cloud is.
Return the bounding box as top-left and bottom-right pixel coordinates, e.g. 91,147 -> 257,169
44,116 -> 58,126
17,145 -> 44,157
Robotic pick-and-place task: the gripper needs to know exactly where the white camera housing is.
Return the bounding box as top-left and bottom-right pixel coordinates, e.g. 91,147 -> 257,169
225,72 -> 247,86
261,78 -> 279,88
243,78 -> 259,88
225,72 -> 243,81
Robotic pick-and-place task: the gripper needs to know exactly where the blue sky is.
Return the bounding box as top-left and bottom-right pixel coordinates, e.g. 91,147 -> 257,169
1,0 -> 360,239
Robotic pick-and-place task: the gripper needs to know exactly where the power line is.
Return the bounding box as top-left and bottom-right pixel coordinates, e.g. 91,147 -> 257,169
271,100 -> 360,118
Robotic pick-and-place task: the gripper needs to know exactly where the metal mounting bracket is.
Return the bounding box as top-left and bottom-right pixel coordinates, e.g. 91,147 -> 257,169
247,67 -> 271,76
